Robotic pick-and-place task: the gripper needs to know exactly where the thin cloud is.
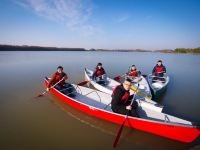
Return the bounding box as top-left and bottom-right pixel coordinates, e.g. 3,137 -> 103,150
115,14 -> 130,23
14,0 -> 101,36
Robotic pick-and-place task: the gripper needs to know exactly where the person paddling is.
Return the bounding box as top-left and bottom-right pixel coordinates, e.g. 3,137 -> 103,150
92,63 -> 107,85
111,78 -> 139,117
126,65 -> 141,82
47,66 -> 75,97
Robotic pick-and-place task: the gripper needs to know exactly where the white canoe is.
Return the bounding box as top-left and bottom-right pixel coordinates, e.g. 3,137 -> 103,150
147,74 -> 170,98
125,75 -> 152,100
84,68 -> 163,112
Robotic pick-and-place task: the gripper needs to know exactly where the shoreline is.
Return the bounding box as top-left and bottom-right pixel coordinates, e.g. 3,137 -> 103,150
0,44 -> 199,54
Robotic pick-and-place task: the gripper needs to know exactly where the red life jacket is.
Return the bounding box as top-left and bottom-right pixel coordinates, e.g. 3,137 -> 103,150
96,69 -> 103,77
112,85 -> 130,104
155,66 -> 164,74
53,72 -> 65,86
129,71 -> 138,77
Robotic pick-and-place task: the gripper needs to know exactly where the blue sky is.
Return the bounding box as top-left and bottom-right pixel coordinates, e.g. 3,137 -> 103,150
0,0 -> 200,50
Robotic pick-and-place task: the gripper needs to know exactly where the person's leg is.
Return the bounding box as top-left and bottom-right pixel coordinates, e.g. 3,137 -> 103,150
129,109 -> 139,117
96,77 -> 100,82
115,108 -> 127,115
152,76 -> 157,82
55,85 -> 62,91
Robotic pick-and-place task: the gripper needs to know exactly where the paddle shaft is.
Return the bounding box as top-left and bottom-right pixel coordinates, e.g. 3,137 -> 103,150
50,77 -> 65,88
113,84 -> 140,148
37,77 -> 65,97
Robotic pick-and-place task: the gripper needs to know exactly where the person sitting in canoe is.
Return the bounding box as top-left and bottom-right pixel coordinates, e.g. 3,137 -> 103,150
111,78 -> 139,117
152,60 -> 166,82
126,65 -> 141,82
92,63 -> 107,85
47,66 -> 75,97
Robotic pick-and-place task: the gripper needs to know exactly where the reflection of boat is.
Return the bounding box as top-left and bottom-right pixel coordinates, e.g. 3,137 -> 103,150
147,74 -> 170,98
44,77 -> 199,143
84,68 -> 159,108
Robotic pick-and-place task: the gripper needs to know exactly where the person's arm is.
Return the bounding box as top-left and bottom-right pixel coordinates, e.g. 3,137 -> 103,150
102,68 -> 106,75
92,70 -> 96,79
128,94 -> 134,100
137,70 -> 141,76
48,73 -> 56,88
163,66 -> 166,73
152,66 -> 156,74
63,73 -> 68,81
126,69 -> 130,75
111,88 -> 126,111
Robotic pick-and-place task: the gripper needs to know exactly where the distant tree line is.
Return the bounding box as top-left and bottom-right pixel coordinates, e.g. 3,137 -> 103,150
0,45 -> 86,51
174,47 -> 200,54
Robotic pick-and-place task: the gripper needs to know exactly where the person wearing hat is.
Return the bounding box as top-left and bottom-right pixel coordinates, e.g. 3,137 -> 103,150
126,65 -> 141,82
92,63 -> 107,85
152,60 -> 166,77
111,78 -> 139,117
47,66 -> 75,97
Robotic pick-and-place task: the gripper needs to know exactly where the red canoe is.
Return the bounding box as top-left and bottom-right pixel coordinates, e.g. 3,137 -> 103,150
44,78 -> 199,143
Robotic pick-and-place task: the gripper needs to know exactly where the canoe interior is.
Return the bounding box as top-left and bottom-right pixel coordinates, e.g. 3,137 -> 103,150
148,74 -> 170,95
85,68 -> 152,101
84,68 -> 119,91
49,76 -> 193,127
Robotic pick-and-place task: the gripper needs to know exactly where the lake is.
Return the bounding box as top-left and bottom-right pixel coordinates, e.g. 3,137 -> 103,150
0,51 -> 200,150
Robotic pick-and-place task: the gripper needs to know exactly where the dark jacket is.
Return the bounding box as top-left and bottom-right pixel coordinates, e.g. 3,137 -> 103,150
111,85 -> 133,113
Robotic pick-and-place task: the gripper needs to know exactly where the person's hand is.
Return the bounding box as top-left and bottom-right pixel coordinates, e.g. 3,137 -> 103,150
126,105 -> 132,110
46,88 -> 50,91
130,90 -> 136,95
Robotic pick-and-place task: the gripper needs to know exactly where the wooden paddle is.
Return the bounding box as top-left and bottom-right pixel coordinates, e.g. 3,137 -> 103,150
37,77 -> 65,97
113,74 -> 126,81
77,80 -> 90,86
114,74 -> 147,81
113,84 -> 140,148
130,85 -> 152,100
37,79 -> 90,98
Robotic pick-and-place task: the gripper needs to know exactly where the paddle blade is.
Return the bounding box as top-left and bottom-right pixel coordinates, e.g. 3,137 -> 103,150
113,119 -> 126,148
37,94 -> 44,97
78,81 -> 89,86
114,76 -> 121,81
36,90 -> 47,98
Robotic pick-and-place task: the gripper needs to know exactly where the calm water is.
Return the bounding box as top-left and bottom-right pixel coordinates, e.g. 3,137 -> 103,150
0,51 -> 200,150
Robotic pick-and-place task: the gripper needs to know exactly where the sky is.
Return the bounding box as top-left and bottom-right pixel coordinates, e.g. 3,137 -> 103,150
0,0 -> 200,50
